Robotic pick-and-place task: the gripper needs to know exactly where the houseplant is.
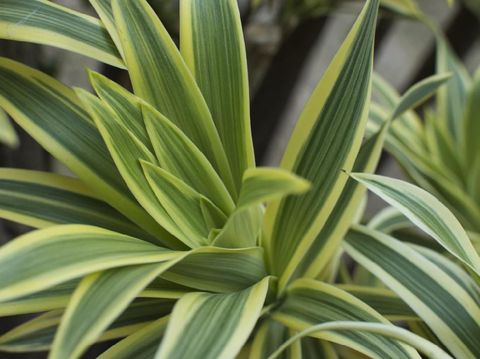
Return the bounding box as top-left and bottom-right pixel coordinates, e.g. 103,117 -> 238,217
0,0 -> 476,358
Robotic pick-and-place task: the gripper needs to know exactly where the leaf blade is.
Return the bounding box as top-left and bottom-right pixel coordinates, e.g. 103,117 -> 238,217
181,0 -> 255,191
0,0 -> 123,67
156,278 -> 270,359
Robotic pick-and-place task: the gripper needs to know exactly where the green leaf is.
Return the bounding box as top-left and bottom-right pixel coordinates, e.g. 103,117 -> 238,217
250,319 -> 301,359
344,225 -> 480,359
162,246 -> 267,293
0,299 -> 174,353
391,73 -> 451,120
368,207 -> 412,234
112,0 -> 235,196
214,168 -> 310,249
0,280 -> 77,317
273,279 -> 420,359
89,71 -> 152,152
76,89 -> 184,249
89,0 -> 123,57
351,173 -> 480,274
269,322 -> 452,359
50,263 -> 178,359
142,161 -> 219,247
99,316 -> 169,359
338,285 -> 418,321
0,0 -> 123,67
0,310 -> 63,352
412,244 -> 480,305
142,103 -> 234,214
0,168 -> 150,240
0,108 -> 18,147
180,0 -> 255,192
0,225 -> 178,302
285,122 -> 387,283
264,0 -> 379,285
237,168 -> 311,209
436,36 -> 471,142
0,58 -> 165,241
369,76 -> 428,174
156,278 -> 270,359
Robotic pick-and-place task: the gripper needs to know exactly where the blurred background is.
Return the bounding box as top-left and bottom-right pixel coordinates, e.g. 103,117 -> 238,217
0,0 -> 479,357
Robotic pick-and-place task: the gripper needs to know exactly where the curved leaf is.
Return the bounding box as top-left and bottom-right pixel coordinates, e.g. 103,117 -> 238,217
273,279 -> 420,359
112,0 -> 235,196
99,316 -> 169,359
156,278 -> 270,359
351,173 -> 480,274
0,58 -> 164,240
264,0 -> 379,286
77,89 -> 184,249
0,225 -> 178,302
344,225 -> 480,359
181,0 -> 255,191
51,263 -> 179,359
0,168 -> 149,239
0,0 -> 123,67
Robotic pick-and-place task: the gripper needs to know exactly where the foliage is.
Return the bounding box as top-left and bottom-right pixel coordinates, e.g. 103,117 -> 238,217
359,34 -> 480,359
0,0 -> 476,358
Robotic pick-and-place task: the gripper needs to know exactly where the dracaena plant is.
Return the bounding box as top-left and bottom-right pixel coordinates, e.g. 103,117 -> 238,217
0,0 -> 466,358
342,34 -> 480,359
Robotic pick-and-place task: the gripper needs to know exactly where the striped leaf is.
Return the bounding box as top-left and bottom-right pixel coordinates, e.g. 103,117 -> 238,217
264,0 -> 379,285
0,58 -> 166,240
273,279 -> 420,359
0,0 -> 123,67
338,285 -> 418,321
162,246 -> 267,293
351,173 -> 480,274
250,319 -> 301,359
0,276 -> 191,317
89,71 -> 152,151
180,0 -> 255,192
412,244 -> 480,305
0,168 -> 149,240
371,74 -> 425,153
285,123 -> 387,284
0,280 -> 77,317
0,299 -> 174,353
0,108 -> 17,147
156,277 -> 270,359
140,278 -> 193,300
112,0 -> 236,196
344,225 -> 480,359
237,168 -> 310,209
436,36 -> 471,143
0,225 -> 178,302
368,207 -> 412,233
51,263 -> 178,359
89,0 -> 123,57
99,316 -> 169,359
391,73 -> 451,120
142,103 -> 234,214
142,161 -> 220,247
215,168 -> 310,248
0,310 -> 63,353
269,322 -> 451,359
77,89 -> 184,249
